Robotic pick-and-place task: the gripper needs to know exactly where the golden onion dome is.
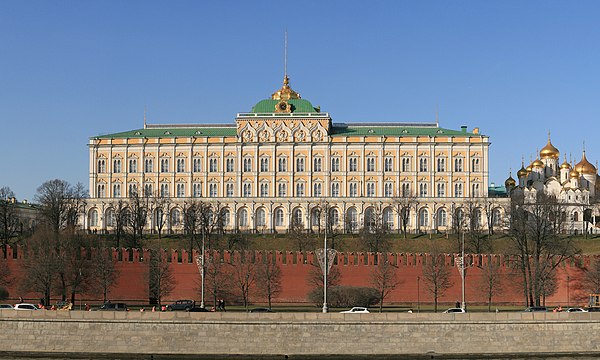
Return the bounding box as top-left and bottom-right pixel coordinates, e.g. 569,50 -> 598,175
532,159 -> 544,168
526,163 -> 533,173
540,138 -> 560,159
570,169 -> 580,178
505,176 -> 516,188
574,151 -> 597,175
517,166 -> 528,178
560,159 -> 571,169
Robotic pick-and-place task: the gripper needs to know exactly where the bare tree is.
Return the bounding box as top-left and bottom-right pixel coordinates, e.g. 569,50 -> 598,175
0,187 -> 21,258
289,217 -> 313,252
0,256 -> 10,287
582,258 -> 600,294
478,256 -> 504,311
463,198 -> 489,254
370,254 -> 401,312
360,206 -> 390,253
127,190 -> 149,248
204,253 -> 232,309
150,193 -> 171,239
62,232 -> 94,305
508,191 -> 580,307
393,189 -> 417,239
307,262 -> 342,290
232,253 -> 256,310
109,199 -> 129,248
147,246 -> 176,307
35,179 -> 87,236
422,242 -> 453,312
90,244 -> 120,302
254,254 -> 282,309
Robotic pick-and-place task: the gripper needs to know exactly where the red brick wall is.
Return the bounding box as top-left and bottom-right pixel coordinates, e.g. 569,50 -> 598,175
0,246 -> 592,307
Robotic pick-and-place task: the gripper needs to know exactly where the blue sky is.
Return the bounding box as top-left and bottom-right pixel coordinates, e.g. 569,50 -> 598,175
1,1 -> 599,200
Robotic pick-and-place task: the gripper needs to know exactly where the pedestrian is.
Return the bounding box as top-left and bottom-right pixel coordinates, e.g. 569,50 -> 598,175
221,299 -> 226,312
152,306 -> 156,312
85,303 -> 90,311
18,296 -> 23,304
455,300 -> 461,309
217,299 -> 222,311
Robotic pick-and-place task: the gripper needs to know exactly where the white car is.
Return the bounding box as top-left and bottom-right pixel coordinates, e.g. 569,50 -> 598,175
443,308 -> 466,313
14,303 -> 40,310
340,307 -> 369,314
566,307 -> 588,313
0,304 -> 13,309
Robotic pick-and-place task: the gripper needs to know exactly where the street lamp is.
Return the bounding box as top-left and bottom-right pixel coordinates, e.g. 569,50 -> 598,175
323,208 -> 328,313
201,225 -> 205,309
417,276 -> 420,313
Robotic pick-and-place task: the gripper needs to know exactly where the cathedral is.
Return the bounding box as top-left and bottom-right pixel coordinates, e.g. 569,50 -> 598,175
504,135 -> 600,233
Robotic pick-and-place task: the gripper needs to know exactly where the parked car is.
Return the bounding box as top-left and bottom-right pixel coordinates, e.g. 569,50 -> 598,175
524,306 -> 547,312
0,304 -> 14,309
340,307 -> 369,314
249,308 -> 274,313
94,302 -> 129,311
443,308 -> 466,313
566,307 -> 588,313
14,303 -> 40,310
187,307 -> 210,312
166,300 -> 195,311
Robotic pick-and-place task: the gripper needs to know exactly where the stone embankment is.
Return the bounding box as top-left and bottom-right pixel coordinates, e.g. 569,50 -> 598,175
1,310 -> 600,358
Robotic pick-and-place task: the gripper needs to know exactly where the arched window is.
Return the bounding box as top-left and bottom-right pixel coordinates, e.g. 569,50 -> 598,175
89,209 -> 98,227
238,208 -> 248,228
221,209 -> 231,227
274,208 -> 284,227
255,208 -> 266,227
105,208 -> 115,227
311,208 -> 321,227
383,207 -> 394,230
419,208 -> 429,228
171,209 -> 181,226
347,207 -> 358,231
329,208 -> 339,228
364,207 -> 375,231
437,208 -> 447,227
492,208 -> 502,226
292,208 -> 303,227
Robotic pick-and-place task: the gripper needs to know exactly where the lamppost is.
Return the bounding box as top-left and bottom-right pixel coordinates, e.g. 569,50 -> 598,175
417,276 -> 420,313
567,275 -> 570,308
201,225 -> 205,309
323,208 -> 328,313
456,231 -> 466,310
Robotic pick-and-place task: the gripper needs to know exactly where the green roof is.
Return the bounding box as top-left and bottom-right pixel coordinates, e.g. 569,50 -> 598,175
93,126 -> 237,139
251,99 -> 318,113
330,125 -> 482,137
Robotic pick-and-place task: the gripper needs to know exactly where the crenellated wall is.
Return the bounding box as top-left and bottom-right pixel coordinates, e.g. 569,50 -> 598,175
1,245 -> 593,306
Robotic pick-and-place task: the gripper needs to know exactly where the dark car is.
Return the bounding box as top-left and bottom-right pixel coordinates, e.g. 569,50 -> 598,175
166,300 -> 195,311
524,306 -> 547,312
95,302 -> 129,311
249,308 -> 274,313
187,307 -> 210,312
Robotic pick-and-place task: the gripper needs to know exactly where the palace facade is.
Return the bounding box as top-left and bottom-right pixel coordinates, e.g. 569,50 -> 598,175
86,76 -> 502,234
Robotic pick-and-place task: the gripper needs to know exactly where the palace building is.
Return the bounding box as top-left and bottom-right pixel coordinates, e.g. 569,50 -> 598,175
86,76 -> 500,234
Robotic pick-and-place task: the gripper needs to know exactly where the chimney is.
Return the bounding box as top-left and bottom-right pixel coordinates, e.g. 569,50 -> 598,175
473,127 -> 479,134
461,126 -> 467,133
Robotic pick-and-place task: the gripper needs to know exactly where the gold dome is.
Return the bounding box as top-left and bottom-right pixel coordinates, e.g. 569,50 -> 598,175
517,166 -> 528,178
540,138 -> 560,159
271,75 -> 301,101
532,159 -> 544,168
570,169 -> 580,178
505,176 -> 516,187
574,151 -> 597,175
560,159 -> 571,169
526,163 -> 532,173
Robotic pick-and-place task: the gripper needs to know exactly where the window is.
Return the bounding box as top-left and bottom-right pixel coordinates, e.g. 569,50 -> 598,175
221,209 -> 231,227
278,183 -> 287,197
331,157 -> 340,172
128,183 -> 138,196
349,182 -> 358,197
419,158 -> 428,172
454,158 -> 463,172
89,209 -> 98,227
349,157 -> 358,172
347,208 -> 358,231
419,183 -> 428,197
437,209 -> 447,227
256,208 -> 266,227
129,159 -> 137,173
193,158 -> 202,172
367,182 -> 376,197
437,183 -> 445,197
366,157 -> 376,172
260,157 -> 269,172
472,158 -> 480,172
296,182 -> 305,197
384,182 -> 393,197
275,208 -> 284,226
209,183 -> 218,197
313,157 -> 322,172
144,183 -> 153,197
174,183 -> 184,197
313,183 -> 322,197
171,209 -> 181,226
243,158 -> 252,172
113,183 -> 121,197
384,157 -> 393,172
437,158 -> 445,172
329,208 -> 339,227
97,159 -> 106,173
402,158 -> 410,172
160,183 -> 169,197
296,157 -> 305,172
160,158 -> 169,173
176,158 -> 185,173
193,183 -> 202,197
383,207 -> 394,230
278,157 -> 287,172
226,183 -> 234,197
97,184 -> 106,198
260,183 -> 269,197
226,158 -> 234,172
402,183 -> 410,196
492,209 -> 502,226
292,208 -> 303,226
209,158 -> 218,172
331,182 -> 340,197
243,183 -> 252,197
454,183 -> 463,197
113,159 -> 122,173
419,209 -> 429,228
105,209 -> 115,227
145,158 -> 153,173
238,209 -> 248,227
472,183 -> 480,197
